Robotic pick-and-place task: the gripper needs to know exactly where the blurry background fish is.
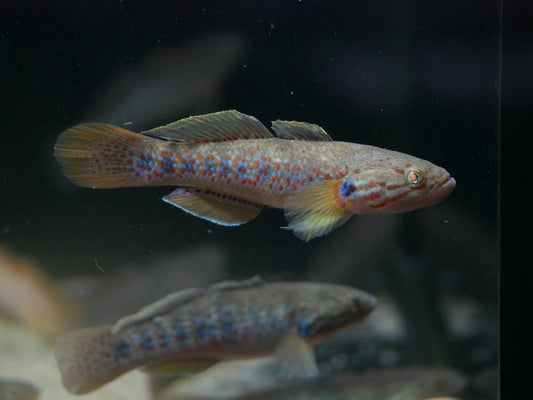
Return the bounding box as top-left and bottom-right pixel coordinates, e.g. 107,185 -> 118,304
0,248 -> 76,339
85,32 -> 247,130
0,1 -> 508,399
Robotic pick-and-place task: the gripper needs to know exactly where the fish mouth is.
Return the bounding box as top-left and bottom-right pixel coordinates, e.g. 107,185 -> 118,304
431,172 -> 456,201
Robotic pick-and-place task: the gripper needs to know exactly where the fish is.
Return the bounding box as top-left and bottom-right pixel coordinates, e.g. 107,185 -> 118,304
0,248 -> 75,338
0,378 -> 39,400
85,32 -> 246,129
54,276 -> 377,394
54,110 -> 456,241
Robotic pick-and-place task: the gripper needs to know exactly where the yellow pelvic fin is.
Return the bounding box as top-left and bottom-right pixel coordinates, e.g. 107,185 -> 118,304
284,179 -> 352,241
271,120 -> 333,141
163,188 -> 263,226
142,110 -> 273,143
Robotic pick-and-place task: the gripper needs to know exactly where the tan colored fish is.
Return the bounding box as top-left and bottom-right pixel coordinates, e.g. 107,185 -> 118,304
54,277 -> 377,394
0,378 -> 39,400
54,110 -> 455,240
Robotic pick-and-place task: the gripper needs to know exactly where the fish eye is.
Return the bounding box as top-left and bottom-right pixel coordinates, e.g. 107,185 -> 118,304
405,169 -> 424,187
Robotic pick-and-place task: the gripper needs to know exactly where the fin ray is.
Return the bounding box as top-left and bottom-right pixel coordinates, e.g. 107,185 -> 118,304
142,110 -> 273,143
55,326 -> 127,395
272,120 -> 333,141
54,123 -> 148,188
284,180 -> 352,241
163,188 -> 263,226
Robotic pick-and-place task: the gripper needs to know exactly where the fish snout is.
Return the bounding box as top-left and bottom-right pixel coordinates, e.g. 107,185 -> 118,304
351,292 -> 378,317
431,170 -> 456,201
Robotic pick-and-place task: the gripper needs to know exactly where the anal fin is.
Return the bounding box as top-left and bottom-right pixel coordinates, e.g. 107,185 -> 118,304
163,188 -> 263,226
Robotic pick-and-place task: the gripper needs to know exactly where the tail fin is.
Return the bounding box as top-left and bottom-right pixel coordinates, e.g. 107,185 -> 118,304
54,123 -> 149,188
55,326 -> 129,394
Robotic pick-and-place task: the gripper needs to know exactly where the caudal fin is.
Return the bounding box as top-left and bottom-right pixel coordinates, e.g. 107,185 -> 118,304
55,326 -> 129,394
54,123 -> 149,188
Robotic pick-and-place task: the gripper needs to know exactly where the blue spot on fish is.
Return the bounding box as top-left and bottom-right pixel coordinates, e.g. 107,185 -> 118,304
339,181 -> 357,197
182,159 -> 195,173
177,328 -> 188,343
161,157 -> 174,172
194,317 -> 206,341
298,320 -> 308,338
141,335 -> 155,351
139,153 -> 153,169
221,316 -> 234,338
114,341 -> 131,358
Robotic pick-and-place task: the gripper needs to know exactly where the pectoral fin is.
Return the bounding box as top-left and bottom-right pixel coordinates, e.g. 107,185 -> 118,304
272,329 -> 319,380
284,179 -> 352,241
163,188 -> 263,226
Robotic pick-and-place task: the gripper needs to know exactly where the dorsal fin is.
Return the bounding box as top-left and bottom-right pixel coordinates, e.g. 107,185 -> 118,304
142,110 -> 273,143
111,276 -> 266,334
209,275 -> 265,291
271,120 -> 333,141
111,287 -> 208,334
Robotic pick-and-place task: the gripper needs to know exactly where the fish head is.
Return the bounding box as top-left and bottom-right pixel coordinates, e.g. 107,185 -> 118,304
339,151 -> 456,214
299,283 -> 378,342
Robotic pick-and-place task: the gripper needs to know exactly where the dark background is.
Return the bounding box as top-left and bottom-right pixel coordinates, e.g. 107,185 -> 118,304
1,1 -> 505,396
2,1 -> 498,273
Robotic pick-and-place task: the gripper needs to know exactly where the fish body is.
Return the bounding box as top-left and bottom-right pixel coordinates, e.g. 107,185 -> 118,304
54,110 -> 456,240
54,277 -> 377,394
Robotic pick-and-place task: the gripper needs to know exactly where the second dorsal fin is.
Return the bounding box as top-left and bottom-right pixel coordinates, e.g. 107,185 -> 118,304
209,275 -> 265,291
142,110 -> 273,143
271,120 -> 333,141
